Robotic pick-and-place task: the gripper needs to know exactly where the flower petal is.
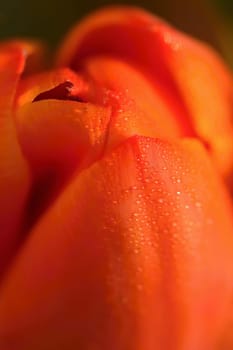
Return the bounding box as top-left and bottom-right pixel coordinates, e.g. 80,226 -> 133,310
161,30 -> 233,179
0,48 -> 30,275
0,39 -> 48,75
56,6 -> 233,179
16,100 -> 111,172
56,7 -> 194,137
80,56 -> 190,148
15,68 -> 88,108
0,136 -> 232,349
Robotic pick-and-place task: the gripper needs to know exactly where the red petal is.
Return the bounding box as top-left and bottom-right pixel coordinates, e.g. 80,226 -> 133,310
0,47 -> 30,275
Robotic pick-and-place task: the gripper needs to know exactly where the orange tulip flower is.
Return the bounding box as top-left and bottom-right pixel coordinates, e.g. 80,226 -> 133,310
0,6 -> 233,350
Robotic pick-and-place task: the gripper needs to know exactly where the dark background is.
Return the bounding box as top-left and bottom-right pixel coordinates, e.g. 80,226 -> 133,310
0,0 -> 232,51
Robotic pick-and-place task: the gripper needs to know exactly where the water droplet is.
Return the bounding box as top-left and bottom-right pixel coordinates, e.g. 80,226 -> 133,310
195,202 -> 201,208
137,284 -> 143,291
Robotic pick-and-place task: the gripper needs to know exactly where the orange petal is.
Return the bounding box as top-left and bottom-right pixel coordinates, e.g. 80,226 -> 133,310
15,68 -> 88,108
160,30 -> 233,179
0,39 -> 48,75
56,6 -> 233,179
80,56 -> 191,148
0,48 -> 30,275
56,7 -> 194,137
0,136 -> 233,350
15,100 -> 111,173
15,66 -> 114,175
15,69 -> 111,231
217,312 -> 233,349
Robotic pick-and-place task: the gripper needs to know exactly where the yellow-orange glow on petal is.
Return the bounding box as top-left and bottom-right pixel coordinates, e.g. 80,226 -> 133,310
0,136 -> 233,350
15,100 -> 111,173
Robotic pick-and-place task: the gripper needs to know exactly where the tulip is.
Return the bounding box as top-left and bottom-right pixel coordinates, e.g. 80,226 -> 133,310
0,6 -> 233,350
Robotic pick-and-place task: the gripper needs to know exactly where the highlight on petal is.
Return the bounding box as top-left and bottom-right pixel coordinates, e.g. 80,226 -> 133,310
0,47 -> 30,275
15,100 -> 111,172
0,136 -> 233,350
56,6 -> 233,181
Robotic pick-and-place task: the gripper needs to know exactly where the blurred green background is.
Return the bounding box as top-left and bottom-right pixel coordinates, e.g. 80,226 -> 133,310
0,0 -> 232,60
